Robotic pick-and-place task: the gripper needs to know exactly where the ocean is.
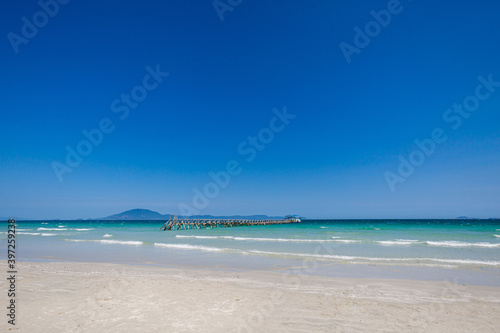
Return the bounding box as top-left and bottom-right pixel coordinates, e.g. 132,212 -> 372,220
4,219 -> 500,285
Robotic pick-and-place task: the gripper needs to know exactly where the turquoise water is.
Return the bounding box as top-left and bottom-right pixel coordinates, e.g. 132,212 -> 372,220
4,219 -> 500,284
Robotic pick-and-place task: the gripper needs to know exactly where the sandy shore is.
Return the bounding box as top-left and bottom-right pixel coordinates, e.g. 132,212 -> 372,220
3,261 -> 500,332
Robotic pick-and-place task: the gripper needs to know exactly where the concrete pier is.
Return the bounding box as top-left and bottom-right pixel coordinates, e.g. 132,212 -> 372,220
160,217 -> 299,230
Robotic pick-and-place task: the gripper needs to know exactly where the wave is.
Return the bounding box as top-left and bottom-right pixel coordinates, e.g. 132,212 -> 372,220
58,225 -> 67,228
162,244 -> 499,266
377,239 -> 419,246
103,234 -> 112,238
233,237 -> 340,243
320,226 -> 328,229
427,258 -> 500,266
50,238 -> 500,267
100,240 -> 143,246
175,235 -> 500,248
246,250 -> 500,267
41,222 -> 48,224
38,228 -> 68,231
154,243 -> 225,252
331,239 -> 360,243
175,235 -> 342,243
73,228 -> 93,231
17,232 -> 41,235
176,235 -> 232,240
65,239 -> 143,246
425,241 -> 500,248
248,250 -> 358,260
41,233 -> 56,236
335,239 -> 499,248
17,229 -> 33,231
494,235 -> 500,238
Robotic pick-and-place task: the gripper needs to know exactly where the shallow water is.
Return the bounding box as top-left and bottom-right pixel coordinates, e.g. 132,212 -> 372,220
4,219 -> 500,285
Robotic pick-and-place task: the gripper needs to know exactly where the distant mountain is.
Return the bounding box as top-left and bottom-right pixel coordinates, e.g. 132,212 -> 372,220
101,209 -> 284,220
103,209 -> 165,220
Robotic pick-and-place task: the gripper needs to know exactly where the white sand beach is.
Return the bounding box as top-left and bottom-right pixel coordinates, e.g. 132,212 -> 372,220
4,261 -> 500,332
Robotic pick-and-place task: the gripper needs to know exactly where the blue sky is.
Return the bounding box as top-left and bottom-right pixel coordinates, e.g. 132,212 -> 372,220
1,0 -> 499,219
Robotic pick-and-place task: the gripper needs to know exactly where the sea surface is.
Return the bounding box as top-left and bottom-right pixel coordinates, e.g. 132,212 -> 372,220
3,219 -> 500,285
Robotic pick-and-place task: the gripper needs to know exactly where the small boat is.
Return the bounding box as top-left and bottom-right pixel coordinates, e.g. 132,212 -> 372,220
285,215 -> 302,223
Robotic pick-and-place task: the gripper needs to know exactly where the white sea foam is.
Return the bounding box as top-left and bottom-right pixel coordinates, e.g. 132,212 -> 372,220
38,228 -> 68,231
232,237 -> 338,243
246,250 -> 500,266
377,239 -> 419,246
425,241 -> 500,248
58,225 -> 67,228
154,243 -> 224,252
175,235 -> 339,243
73,228 -> 93,231
16,229 -> 33,231
248,250 -> 357,260
65,239 -> 143,246
320,226 -> 328,229
175,235 -> 498,248
494,235 -> 500,238
41,222 -> 48,224
103,234 -> 112,238
41,233 -> 56,236
17,232 -> 41,235
99,240 -> 143,246
176,235 -> 231,240
331,239 -> 360,243
425,258 -> 500,266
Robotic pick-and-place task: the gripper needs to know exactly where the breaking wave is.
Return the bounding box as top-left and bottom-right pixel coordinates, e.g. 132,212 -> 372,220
175,235 -> 343,243
38,228 -> 68,231
425,241 -> 500,248
377,239 -> 420,246
154,243 -> 225,252
65,239 -> 143,246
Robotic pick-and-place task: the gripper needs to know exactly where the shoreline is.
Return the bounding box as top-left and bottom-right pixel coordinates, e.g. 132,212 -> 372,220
13,254 -> 500,287
5,260 -> 500,332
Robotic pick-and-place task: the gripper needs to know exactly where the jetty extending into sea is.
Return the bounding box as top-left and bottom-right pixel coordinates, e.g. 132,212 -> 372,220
160,215 -> 301,231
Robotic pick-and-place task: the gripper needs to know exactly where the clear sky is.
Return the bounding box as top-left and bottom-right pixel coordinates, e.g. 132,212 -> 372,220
1,0 -> 499,219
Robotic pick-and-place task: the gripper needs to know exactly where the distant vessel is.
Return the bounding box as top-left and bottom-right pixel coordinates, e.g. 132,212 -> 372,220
285,215 -> 302,223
